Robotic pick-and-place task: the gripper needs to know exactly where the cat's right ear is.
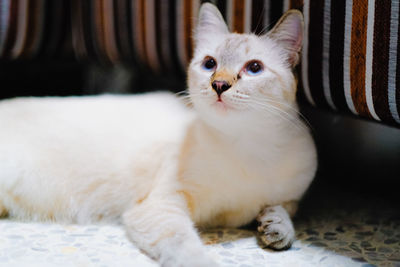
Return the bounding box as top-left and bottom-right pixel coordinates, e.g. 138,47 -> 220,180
266,10 -> 304,67
194,3 -> 229,44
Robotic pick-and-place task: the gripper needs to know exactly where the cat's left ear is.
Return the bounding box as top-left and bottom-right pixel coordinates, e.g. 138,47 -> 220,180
266,10 -> 304,67
194,3 -> 229,45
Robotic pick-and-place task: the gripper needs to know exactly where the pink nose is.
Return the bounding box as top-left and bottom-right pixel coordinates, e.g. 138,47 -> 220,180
211,80 -> 231,96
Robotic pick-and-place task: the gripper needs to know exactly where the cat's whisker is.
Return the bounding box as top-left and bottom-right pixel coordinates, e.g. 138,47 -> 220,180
243,95 -> 312,131
246,99 -> 308,132
257,21 -> 276,36
252,101 -> 304,126
249,106 -> 299,131
251,4 -> 267,35
256,106 -> 302,131
175,91 -> 189,97
176,92 -> 194,106
232,92 -> 250,99
258,98 -> 314,131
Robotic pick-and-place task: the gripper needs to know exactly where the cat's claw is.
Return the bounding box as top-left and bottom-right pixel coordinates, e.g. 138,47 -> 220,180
257,206 -> 295,250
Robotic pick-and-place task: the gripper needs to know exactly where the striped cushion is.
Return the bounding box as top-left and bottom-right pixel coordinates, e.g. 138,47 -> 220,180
70,0 -> 301,73
1,0 -> 399,127
0,0 -> 69,59
301,0 -> 400,126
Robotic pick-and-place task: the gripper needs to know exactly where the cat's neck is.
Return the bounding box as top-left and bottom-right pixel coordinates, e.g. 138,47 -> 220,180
197,110 -> 299,142
193,111 -> 301,159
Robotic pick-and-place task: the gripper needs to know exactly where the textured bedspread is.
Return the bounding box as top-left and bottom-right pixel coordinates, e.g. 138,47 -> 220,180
0,220 -> 364,267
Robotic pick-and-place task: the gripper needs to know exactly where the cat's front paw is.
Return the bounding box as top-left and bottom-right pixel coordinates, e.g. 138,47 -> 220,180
257,206 -> 295,250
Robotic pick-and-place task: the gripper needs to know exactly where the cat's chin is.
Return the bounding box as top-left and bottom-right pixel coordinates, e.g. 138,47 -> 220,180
213,100 -> 228,111
211,99 -> 235,114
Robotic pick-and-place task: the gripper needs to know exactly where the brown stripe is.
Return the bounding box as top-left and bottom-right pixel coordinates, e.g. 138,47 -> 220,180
132,0 -> 147,65
350,0 -> 371,117
93,0 -> 107,62
289,0 -> 303,10
183,0 -> 192,65
307,0 -> 328,107
329,0 -> 349,111
232,0 -> 245,33
144,0 -> 160,72
372,0 -> 394,123
103,0 -> 120,62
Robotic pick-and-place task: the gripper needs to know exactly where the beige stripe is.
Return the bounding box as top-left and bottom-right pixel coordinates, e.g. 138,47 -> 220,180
301,0 -> 316,106
132,0 -> 147,64
144,0 -> 159,72
389,0 -> 400,123
365,0 -> 380,120
227,0 -> 233,31
176,0 -> 185,71
283,0 -> 290,11
322,0 -> 336,109
11,0 -> 29,58
190,0 -> 200,59
343,0 -> 357,114
0,0 -> 11,54
244,0 -> 252,33
263,0 -> 270,32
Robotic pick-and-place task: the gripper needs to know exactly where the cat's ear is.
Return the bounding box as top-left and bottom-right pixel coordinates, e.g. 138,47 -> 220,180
266,10 -> 304,67
194,3 -> 229,44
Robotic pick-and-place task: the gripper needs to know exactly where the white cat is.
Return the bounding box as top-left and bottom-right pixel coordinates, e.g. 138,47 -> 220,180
0,3 -> 316,267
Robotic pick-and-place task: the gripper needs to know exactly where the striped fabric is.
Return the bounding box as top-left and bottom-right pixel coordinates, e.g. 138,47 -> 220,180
0,0 -> 69,59
1,0 -> 399,127
65,0 -> 303,74
301,0 -> 400,126
70,0 -> 293,73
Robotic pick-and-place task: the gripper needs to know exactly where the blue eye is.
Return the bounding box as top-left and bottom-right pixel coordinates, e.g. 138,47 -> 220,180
245,60 -> 264,75
202,56 -> 217,71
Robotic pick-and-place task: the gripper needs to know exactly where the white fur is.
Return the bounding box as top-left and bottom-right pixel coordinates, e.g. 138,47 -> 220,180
0,4 -> 316,266
0,93 -> 193,222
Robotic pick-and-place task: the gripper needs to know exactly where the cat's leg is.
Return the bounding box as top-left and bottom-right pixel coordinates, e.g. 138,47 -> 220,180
257,201 -> 298,250
123,192 -> 217,267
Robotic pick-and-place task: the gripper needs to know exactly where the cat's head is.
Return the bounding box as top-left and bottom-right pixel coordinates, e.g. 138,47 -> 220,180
188,3 -> 303,130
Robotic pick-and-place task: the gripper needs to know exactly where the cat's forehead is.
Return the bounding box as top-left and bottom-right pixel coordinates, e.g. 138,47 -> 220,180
215,34 -> 270,65
217,34 -> 251,54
